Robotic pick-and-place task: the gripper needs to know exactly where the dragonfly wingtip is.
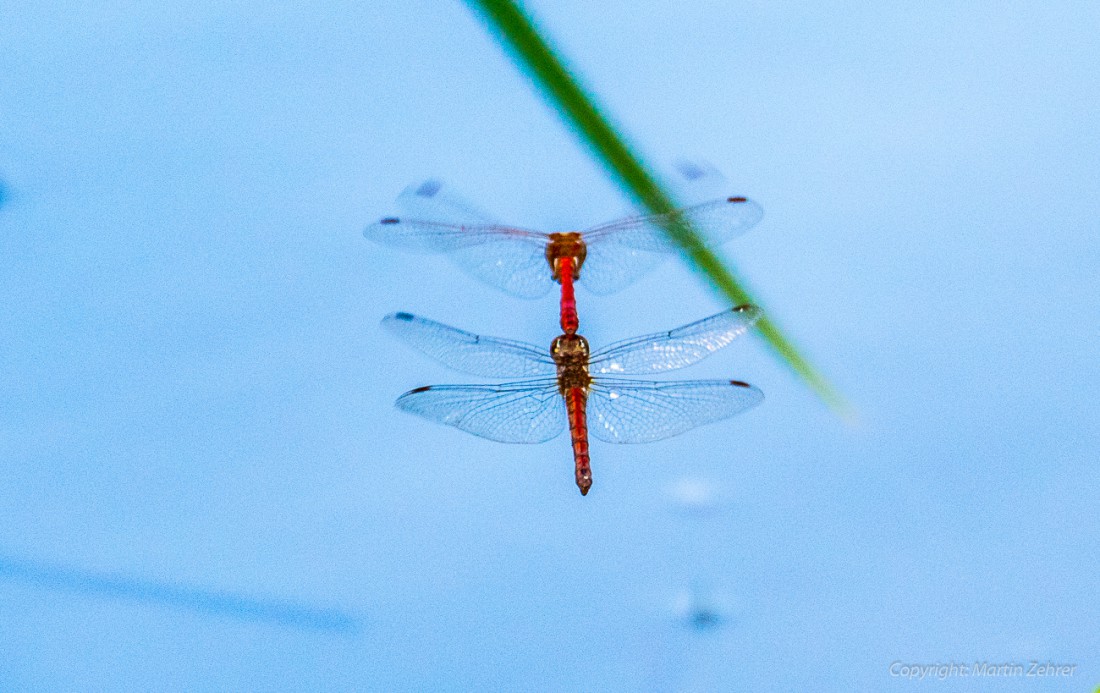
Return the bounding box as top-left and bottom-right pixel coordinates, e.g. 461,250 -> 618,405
732,304 -> 763,324
414,180 -> 443,198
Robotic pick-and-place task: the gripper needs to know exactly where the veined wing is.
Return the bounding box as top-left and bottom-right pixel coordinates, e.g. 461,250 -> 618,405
582,196 -> 764,251
385,179 -> 555,298
574,238 -> 669,296
395,380 -> 565,443
363,217 -> 554,298
367,181 -> 533,250
587,378 -> 763,444
383,312 -> 555,378
588,305 -> 761,375
570,165 -> 737,295
448,232 -> 556,298
365,216 -> 544,253
575,197 -> 762,295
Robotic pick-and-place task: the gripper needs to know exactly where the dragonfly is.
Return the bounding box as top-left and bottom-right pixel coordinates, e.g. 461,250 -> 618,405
365,180 -> 763,334
383,305 -> 764,495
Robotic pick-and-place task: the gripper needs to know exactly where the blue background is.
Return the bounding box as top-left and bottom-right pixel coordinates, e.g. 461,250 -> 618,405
1,1 -> 1097,690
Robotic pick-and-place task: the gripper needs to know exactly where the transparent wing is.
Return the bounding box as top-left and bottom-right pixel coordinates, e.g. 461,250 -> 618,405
587,378 -> 763,444
395,380 -> 566,443
583,196 -> 764,251
671,160 -> 730,203
588,305 -> 762,375
576,196 -> 762,295
576,240 -> 669,295
575,161 -> 733,295
365,181 -> 554,298
364,217 -> 553,298
396,179 -> 496,226
446,234 -> 556,298
382,312 -> 555,378
364,216 -> 541,253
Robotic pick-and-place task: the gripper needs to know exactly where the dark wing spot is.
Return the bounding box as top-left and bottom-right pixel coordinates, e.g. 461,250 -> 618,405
393,312 -> 414,322
676,161 -> 707,181
727,196 -> 747,203
690,609 -> 723,630
409,385 -> 433,394
380,217 -> 399,224
730,380 -> 752,388
415,180 -> 442,197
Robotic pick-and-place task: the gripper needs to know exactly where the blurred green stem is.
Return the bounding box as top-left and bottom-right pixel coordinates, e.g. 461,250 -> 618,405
465,0 -> 848,414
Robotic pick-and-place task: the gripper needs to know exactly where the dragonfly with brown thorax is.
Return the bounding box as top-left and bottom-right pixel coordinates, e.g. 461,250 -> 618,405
384,305 -> 764,495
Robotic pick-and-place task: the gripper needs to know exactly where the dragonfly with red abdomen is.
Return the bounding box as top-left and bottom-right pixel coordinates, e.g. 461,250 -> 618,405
383,305 -> 764,495
364,181 -> 763,334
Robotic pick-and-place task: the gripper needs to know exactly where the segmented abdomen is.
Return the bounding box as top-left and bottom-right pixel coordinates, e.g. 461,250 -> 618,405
566,386 -> 592,495
558,256 -> 579,334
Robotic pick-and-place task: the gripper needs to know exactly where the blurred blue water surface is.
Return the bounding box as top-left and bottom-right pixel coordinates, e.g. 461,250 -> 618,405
1,1 -> 1097,690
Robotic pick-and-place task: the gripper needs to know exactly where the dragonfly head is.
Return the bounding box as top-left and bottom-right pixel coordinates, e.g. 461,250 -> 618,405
550,333 -> 590,364
546,232 -> 587,281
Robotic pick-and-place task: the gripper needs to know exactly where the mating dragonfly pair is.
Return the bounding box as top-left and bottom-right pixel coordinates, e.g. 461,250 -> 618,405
365,180 -> 765,495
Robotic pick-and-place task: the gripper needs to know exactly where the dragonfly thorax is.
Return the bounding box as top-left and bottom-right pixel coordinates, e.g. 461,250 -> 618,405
545,232 -> 587,282
551,333 -> 589,361
551,333 -> 592,392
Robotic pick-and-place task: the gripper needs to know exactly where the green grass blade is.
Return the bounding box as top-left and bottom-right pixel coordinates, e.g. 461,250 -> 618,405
465,0 -> 849,415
